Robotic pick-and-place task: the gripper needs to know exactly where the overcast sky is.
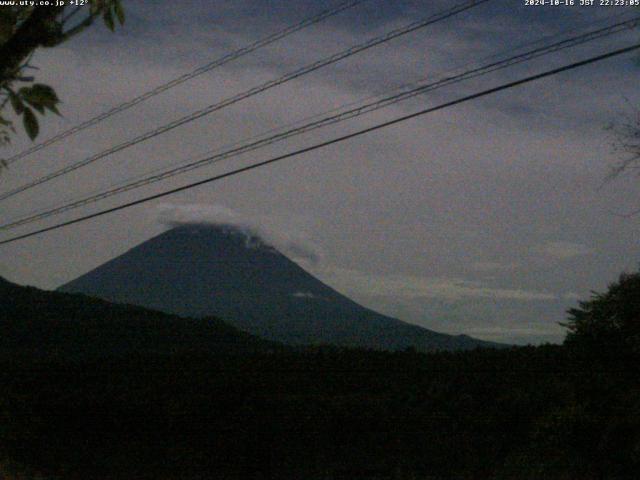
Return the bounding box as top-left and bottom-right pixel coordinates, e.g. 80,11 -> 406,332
1,0 -> 639,344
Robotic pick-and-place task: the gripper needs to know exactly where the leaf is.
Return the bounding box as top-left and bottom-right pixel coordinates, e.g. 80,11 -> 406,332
19,84 -> 60,113
103,8 -> 115,31
22,107 -> 39,140
20,84 -> 59,105
113,0 -> 125,25
46,103 -> 61,116
29,102 -> 45,114
9,92 -> 24,115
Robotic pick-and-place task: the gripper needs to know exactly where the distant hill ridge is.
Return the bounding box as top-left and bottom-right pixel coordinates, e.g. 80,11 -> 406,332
0,275 -> 273,359
59,224 -> 499,351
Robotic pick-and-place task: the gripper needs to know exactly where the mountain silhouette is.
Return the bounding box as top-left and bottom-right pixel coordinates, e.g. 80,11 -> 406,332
60,224 -> 498,351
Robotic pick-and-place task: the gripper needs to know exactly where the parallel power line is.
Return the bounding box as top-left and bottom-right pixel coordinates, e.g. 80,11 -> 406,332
1,41 -> 638,246
2,0 -> 371,167
0,0 -> 490,202
2,16 -> 637,232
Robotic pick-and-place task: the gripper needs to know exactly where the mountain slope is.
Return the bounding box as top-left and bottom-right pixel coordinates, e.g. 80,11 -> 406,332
0,275 -> 273,359
60,224 -> 498,351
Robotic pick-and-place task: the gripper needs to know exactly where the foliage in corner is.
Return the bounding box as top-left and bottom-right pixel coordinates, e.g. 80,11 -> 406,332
562,270 -> 640,358
0,0 -> 125,148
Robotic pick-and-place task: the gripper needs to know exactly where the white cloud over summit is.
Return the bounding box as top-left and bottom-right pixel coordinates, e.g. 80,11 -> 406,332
156,203 -> 323,264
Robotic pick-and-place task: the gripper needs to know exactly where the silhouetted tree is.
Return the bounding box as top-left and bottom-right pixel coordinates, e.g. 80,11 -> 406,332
562,270 -> 640,358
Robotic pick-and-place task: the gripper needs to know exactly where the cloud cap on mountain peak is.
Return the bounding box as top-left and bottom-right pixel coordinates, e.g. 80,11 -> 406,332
156,203 -> 323,264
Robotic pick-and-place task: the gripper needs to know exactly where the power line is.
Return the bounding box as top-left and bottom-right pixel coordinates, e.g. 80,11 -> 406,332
41,9 -> 635,212
1,41 -> 638,247
2,16 -> 637,231
1,17 -> 635,229
0,0 -> 490,202
2,0 -> 371,167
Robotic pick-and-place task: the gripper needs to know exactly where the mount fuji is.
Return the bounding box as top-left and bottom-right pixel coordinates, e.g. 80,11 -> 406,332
60,224 -> 498,351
